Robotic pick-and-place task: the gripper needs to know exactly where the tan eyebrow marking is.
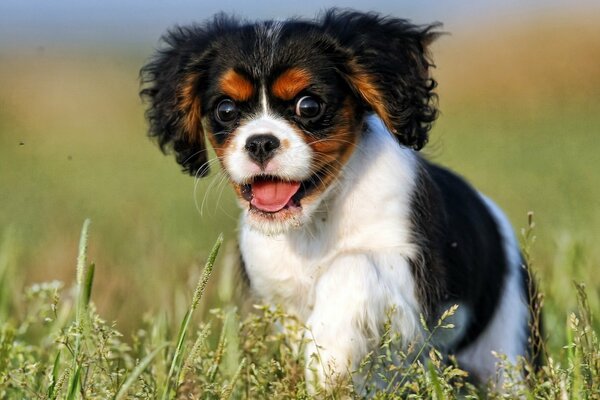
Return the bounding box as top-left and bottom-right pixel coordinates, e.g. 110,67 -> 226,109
271,67 -> 312,100
219,69 -> 255,101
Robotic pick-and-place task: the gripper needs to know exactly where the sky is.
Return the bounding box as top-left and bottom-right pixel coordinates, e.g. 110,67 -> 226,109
1,0 -> 596,49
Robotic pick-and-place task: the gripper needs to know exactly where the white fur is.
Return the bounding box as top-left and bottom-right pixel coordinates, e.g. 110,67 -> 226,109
456,195 -> 529,384
233,115 -> 527,390
224,113 -> 313,184
239,116 -> 423,388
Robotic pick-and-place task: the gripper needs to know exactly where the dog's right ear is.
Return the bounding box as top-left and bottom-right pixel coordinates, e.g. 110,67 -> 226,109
320,10 -> 441,151
140,16 -> 237,177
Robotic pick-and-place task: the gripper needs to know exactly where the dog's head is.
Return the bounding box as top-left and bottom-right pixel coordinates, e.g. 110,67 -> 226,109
141,10 -> 439,234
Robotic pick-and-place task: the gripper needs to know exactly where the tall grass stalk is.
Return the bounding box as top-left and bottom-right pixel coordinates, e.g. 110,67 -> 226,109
0,229 -> 17,321
66,218 -> 93,399
161,233 -> 223,400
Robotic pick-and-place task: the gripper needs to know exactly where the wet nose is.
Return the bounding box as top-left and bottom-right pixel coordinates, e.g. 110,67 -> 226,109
245,134 -> 280,165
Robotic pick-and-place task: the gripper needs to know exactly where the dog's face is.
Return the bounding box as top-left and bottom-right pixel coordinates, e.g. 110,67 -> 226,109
141,10 -> 439,234
198,33 -> 363,233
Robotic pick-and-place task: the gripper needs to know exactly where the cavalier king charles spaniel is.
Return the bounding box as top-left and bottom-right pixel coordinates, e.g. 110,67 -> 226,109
141,9 -> 537,391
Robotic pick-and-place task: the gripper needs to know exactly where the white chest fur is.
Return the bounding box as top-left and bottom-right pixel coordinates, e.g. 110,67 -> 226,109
239,118 -> 423,361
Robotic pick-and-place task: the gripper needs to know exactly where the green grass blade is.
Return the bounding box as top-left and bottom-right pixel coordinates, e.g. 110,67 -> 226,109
428,361 -> 445,400
47,350 -> 61,399
181,323 -> 211,380
161,234 -> 223,400
221,357 -> 246,400
161,309 -> 192,400
82,263 -> 95,308
76,219 -> 93,323
0,228 -> 17,321
76,219 -> 91,288
566,315 -> 575,379
66,366 -> 81,400
191,234 -> 223,311
208,321 -> 227,384
67,219 -> 92,399
114,343 -> 169,400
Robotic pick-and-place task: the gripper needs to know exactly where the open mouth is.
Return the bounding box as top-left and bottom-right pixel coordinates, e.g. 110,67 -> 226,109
240,174 -> 320,214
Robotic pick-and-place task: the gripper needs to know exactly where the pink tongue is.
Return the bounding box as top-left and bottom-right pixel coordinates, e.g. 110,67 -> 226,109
251,180 -> 301,212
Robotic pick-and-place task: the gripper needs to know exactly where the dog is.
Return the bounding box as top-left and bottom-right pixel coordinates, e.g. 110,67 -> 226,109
141,9 -> 536,391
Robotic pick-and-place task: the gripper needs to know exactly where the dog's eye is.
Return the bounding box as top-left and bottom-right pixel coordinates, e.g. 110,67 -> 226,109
215,99 -> 238,123
295,96 -> 322,119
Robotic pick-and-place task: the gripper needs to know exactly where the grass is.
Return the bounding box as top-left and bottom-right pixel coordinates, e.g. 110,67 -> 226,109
0,221 -> 598,398
0,14 -> 599,399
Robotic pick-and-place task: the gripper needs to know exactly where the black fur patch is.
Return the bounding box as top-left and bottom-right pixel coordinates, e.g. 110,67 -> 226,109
140,10 -> 440,175
410,160 -> 510,350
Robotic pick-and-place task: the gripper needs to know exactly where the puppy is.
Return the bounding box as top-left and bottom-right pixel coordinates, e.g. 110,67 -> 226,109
141,10 -> 535,390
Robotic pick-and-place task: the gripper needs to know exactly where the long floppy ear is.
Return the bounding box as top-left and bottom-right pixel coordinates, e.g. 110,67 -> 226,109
321,10 -> 441,150
140,16 -> 237,176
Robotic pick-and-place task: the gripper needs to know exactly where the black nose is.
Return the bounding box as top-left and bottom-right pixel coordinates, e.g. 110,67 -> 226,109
245,134 -> 280,165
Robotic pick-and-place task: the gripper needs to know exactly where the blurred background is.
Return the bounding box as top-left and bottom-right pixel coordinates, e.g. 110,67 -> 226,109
1,1 -> 599,348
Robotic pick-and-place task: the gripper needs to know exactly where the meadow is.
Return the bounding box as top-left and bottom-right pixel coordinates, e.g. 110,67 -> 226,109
0,14 -> 599,398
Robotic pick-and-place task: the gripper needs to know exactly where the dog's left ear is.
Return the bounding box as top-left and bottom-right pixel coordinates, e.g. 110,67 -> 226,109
140,15 -> 239,177
321,10 -> 441,150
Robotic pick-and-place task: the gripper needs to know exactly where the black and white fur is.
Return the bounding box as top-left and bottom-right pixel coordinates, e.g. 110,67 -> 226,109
141,9 -> 534,391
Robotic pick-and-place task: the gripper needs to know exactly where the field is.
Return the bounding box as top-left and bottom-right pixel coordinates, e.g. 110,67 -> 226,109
1,14 -> 599,398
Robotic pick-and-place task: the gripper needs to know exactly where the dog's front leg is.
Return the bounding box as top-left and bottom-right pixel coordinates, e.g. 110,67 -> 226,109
304,254 -> 386,393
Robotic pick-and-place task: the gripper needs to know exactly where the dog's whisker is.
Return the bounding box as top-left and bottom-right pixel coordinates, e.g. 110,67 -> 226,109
193,157 -> 228,217
201,168 -> 229,215
213,171 -> 233,213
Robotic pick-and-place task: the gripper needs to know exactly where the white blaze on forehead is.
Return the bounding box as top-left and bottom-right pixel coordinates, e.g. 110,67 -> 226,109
260,85 -> 269,114
224,113 -> 313,183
